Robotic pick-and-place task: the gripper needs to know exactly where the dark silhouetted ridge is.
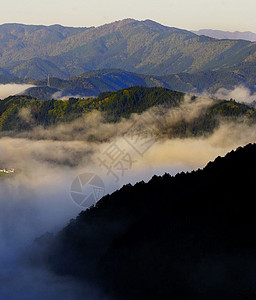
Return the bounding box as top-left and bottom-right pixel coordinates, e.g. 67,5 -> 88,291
40,143 -> 256,300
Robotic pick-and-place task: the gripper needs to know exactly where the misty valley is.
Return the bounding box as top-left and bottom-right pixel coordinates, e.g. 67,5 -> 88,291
1,18 -> 256,300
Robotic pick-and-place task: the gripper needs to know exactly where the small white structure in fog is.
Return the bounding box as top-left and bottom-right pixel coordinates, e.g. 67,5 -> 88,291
0,168 -> 15,174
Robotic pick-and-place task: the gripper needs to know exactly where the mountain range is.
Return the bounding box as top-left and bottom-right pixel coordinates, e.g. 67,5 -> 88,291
193,29 -> 256,42
24,67 -> 256,100
2,16 -> 256,300
0,19 -> 256,80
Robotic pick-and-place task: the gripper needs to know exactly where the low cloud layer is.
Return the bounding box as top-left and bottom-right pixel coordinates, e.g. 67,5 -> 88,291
0,84 -> 35,99
51,90 -> 95,100
215,85 -> 256,103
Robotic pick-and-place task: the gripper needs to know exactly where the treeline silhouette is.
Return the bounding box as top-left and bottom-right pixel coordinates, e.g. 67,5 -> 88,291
38,143 -> 256,300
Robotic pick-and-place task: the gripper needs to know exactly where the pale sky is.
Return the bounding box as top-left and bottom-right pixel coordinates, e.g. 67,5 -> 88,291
0,0 -> 255,32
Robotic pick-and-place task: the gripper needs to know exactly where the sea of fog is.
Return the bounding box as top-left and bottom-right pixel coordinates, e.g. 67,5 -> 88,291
0,84 -> 35,99
0,86 -> 256,299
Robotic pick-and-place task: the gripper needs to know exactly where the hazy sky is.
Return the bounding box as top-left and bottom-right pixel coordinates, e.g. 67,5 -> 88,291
1,0 -> 255,31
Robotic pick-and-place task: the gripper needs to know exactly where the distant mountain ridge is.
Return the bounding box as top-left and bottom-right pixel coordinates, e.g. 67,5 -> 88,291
23,67 -> 256,100
0,19 -> 256,79
193,29 -> 256,42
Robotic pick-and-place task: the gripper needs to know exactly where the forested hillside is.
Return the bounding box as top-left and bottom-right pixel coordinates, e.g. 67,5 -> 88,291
0,87 -> 256,138
0,19 -> 256,79
38,142 -> 256,300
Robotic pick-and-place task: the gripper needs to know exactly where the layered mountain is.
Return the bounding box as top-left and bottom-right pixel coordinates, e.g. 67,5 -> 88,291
37,142 -> 256,299
0,68 -> 21,83
1,19 -> 256,79
23,66 -> 256,100
27,69 -> 150,99
193,29 -> 256,42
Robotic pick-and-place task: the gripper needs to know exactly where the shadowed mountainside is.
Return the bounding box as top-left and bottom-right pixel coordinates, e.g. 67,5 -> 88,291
23,66 -> 256,100
38,142 -> 256,300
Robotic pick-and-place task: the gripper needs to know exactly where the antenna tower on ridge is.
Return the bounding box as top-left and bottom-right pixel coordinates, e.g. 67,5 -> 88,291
47,74 -> 50,87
